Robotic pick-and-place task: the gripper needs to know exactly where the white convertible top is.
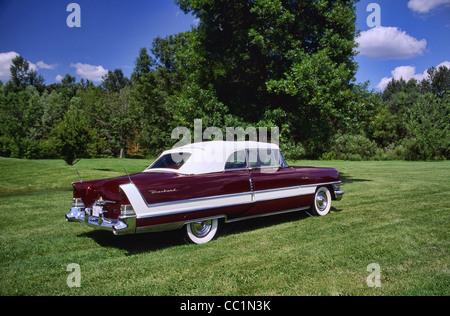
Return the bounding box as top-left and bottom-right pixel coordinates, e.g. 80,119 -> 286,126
145,141 -> 280,175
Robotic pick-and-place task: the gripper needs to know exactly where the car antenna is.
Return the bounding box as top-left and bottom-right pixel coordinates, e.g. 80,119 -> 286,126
122,162 -> 133,184
73,166 -> 83,182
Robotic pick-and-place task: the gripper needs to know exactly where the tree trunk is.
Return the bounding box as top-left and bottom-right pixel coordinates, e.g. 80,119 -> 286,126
119,143 -> 125,159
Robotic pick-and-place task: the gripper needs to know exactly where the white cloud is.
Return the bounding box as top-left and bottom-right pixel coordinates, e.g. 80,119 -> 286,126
376,77 -> 394,91
0,51 -> 58,81
55,74 -> 64,82
28,62 -> 38,72
392,66 -> 418,81
376,61 -> 450,90
0,51 -> 20,81
437,61 -> 450,69
70,62 -> 108,82
408,0 -> 450,13
356,26 -> 427,60
36,61 -> 56,70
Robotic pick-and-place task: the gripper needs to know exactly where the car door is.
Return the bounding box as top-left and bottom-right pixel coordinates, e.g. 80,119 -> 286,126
245,148 -> 302,216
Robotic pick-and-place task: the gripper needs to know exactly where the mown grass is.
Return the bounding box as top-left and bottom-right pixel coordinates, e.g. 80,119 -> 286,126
0,157 -> 448,296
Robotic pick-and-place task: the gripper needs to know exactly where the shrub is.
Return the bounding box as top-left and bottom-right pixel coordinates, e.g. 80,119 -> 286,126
404,93 -> 449,160
280,141 -> 306,160
321,134 -> 377,160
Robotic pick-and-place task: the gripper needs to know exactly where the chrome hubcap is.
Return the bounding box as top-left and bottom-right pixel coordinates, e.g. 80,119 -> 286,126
316,192 -> 328,211
190,220 -> 212,238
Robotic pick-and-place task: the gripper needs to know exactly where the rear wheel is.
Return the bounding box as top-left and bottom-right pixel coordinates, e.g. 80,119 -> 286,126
312,186 -> 332,216
185,219 -> 219,244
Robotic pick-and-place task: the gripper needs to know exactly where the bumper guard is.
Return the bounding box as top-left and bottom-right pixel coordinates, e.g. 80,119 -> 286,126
334,190 -> 345,201
65,207 -> 136,236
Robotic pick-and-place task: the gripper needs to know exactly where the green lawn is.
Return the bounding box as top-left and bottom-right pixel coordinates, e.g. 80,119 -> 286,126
0,157 -> 448,296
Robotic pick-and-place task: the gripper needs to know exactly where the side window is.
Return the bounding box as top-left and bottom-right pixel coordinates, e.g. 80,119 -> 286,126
248,148 -> 281,168
225,150 -> 247,170
280,151 -> 289,168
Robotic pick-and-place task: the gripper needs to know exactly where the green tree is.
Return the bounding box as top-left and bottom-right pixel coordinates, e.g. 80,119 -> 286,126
130,35 -> 199,155
131,69 -> 172,156
150,32 -> 193,94
101,87 -> 136,158
102,69 -> 130,93
421,65 -> 450,98
39,90 -> 66,138
175,0 -> 359,156
404,93 -> 449,160
0,86 -> 42,157
60,74 -> 78,98
54,100 -> 93,165
133,47 -> 155,80
168,83 -> 228,131
8,55 -> 45,92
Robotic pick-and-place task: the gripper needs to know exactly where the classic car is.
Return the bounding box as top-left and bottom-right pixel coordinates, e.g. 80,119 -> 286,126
66,141 -> 344,244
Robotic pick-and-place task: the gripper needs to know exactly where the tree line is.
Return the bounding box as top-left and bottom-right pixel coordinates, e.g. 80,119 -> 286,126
0,0 -> 449,164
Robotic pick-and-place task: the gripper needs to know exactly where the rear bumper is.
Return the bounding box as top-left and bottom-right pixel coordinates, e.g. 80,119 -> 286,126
65,207 -> 136,236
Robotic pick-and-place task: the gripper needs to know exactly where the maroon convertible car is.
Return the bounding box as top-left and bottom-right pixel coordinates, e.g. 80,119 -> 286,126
66,141 -> 344,244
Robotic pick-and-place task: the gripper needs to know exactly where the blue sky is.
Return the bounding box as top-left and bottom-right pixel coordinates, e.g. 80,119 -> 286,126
0,0 -> 449,91
0,0 -> 196,83
355,0 -> 450,90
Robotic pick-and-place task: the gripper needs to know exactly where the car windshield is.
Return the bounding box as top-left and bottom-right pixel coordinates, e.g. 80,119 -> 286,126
148,153 -> 191,170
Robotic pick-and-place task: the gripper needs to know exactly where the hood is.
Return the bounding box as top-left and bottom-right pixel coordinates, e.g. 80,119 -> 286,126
292,166 -> 340,185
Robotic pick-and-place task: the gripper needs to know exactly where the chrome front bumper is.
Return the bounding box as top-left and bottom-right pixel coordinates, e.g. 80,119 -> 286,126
65,207 -> 136,236
334,190 -> 345,201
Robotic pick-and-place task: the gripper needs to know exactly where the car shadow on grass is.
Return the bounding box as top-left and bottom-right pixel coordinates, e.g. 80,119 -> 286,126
78,206 -> 343,255
339,172 -> 372,184
78,229 -> 185,255
221,206 -> 343,236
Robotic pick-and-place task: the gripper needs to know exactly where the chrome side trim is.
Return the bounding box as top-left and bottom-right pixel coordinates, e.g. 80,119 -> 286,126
120,181 -> 340,221
301,181 -> 341,188
225,206 -> 311,223
255,185 -> 315,202
146,191 -> 252,209
224,167 -> 249,172
120,183 -> 254,219
139,198 -> 252,219
135,215 -> 227,234
136,222 -> 185,234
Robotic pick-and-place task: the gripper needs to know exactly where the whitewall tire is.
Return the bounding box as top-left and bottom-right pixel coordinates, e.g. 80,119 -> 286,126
312,186 -> 332,216
185,219 -> 219,244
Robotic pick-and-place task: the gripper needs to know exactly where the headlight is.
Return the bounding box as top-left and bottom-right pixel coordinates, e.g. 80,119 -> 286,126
332,183 -> 341,191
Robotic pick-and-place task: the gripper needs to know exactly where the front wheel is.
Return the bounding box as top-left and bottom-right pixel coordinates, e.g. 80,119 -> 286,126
185,219 -> 219,244
311,186 -> 332,216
